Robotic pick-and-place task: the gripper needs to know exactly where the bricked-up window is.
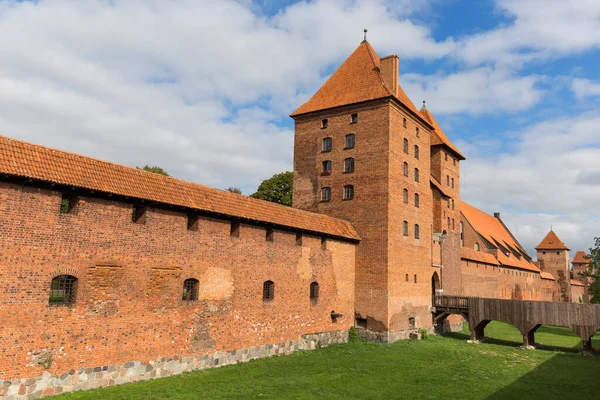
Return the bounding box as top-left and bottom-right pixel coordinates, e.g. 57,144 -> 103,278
266,228 -> 274,242
321,119 -> 328,129
403,189 -> 408,203
310,282 -> 319,303
351,113 -> 358,124
403,138 -> 409,154
414,224 -> 420,239
60,194 -> 78,214
322,137 -> 332,152
414,193 -> 419,208
182,278 -> 199,301
414,145 -> 419,160
403,162 -> 409,177
403,118 -> 407,128
132,205 -> 147,224
263,280 -> 275,302
343,185 -> 354,200
230,221 -> 240,237
321,187 -> 331,202
49,275 -> 77,305
322,160 -> 332,174
187,214 -> 199,231
345,134 -> 355,149
344,158 -> 355,173
452,178 -> 455,188
403,221 -> 409,236
414,168 -> 419,182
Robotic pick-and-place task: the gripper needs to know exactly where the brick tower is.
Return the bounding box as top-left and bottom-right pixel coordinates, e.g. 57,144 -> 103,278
291,40 -> 464,341
536,230 -> 571,302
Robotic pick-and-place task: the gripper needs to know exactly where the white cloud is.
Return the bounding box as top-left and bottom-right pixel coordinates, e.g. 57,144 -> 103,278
572,78 -> 600,99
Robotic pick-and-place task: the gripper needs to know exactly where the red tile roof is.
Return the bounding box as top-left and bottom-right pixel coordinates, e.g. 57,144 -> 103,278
573,251 -> 591,264
535,230 -> 570,251
461,247 -> 499,265
571,279 -> 585,287
540,272 -> 555,280
460,201 -> 540,273
419,108 -> 466,160
0,135 -> 360,241
291,41 -> 431,128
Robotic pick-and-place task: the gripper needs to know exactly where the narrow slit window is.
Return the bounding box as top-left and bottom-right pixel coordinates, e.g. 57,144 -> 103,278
403,162 -> 409,177
414,168 -> 419,182
187,214 -> 199,231
310,282 -> 319,303
321,187 -> 331,202
132,205 -> 147,224
403,221 -> 408,236
452,199 -> 455,210
414,145 -> 419,160
446,175 -> 450,186
49,275 -> 77,305
343,185 -> 354,200
452,178 -> 455,188
345,134 -> 355,149
230,221 -> 240,237
403,138 -> 409,154
414,193 -> 419,208
322,137 -> 332,152
263,280 -> 274,302
266,228 -> 274,242
403,188 -> 408,204
182,278 -> 199,301
344,158 -> 355,173
60,194 -> 78,214
414,274 -> 417,283
405,274 -> 409,282
351,113 -> 358,124
414,224 -> 420,239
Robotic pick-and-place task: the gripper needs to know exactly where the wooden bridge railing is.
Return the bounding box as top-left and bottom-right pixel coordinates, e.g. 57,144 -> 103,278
433,295 -> 470,310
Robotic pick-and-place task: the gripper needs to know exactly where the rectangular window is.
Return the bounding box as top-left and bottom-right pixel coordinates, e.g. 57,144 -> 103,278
344,158 -> 355,173
187,214 -> 199,231
345,134 -> 355,149
266,228 -> 274,242
322,160 -> 332,174
351,113 -> 358,124
230,221 -> 240,237
321,119 -> 328,129
322,137 -> 332,152
321,187 -> 331,202
60,194 -> 78,214
414,224 -> 420,239
132,205 -> 147,224
414,193 -> 419,208
343,185 -> 354,200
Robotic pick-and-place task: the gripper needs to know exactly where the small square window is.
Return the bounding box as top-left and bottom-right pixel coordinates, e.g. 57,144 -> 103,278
321,187 -> 331,202
344,158 -> 355,173
132,205 -> 147,224
343,185 -> 354,200
187,214 -> 199,231
322,138 -> 332,152
60,194 -> 78,214
351,113 -> 358,124
321,119 -> 328,129
345,134 -> 355,149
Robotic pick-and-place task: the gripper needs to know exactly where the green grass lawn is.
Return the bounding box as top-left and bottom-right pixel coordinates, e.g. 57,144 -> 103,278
58,322 -> 600,400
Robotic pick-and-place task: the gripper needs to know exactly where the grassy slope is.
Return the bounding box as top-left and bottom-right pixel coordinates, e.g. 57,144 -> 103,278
58,323 -> 600,400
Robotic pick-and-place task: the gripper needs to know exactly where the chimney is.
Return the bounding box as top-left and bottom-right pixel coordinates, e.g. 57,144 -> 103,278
494,212 -> 501,219
380,55 -> 398,97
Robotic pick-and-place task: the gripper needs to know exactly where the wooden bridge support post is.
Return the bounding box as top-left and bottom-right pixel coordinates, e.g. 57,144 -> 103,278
470,320 -> 489,341
583,339 -> 593,352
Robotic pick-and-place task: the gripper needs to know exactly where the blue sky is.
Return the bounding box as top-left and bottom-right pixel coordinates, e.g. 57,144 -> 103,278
0,0 -> 599,255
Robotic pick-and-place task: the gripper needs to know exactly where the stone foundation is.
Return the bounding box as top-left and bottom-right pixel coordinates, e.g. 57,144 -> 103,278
0,330 -> 347,400
356,326 -> 435,343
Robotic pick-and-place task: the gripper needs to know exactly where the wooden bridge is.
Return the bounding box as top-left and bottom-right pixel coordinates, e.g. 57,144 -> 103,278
433,296 -> 600,350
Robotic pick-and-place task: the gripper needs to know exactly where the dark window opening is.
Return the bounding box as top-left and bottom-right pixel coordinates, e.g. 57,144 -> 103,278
296,232 -> 303,246
403,138 -> 409,154
445,152 -> 448,161
310,282 -> 319,303
321,237 -> 327,251
403,162 -> 409,177
414,274 -> 417,283
403,118 -> 407,128
405,274 -> 409,282
414,145 -> 419,160
132,205 -> 147,224
452,178 -> 455,188
182,278 -> 199,301
49,275 -> 77,305
321,187 -> 331,202
322,137 -> 332,152
263,280 -> 274,302
266,228 -> 274,242
452,199 -> 455,210
453,158 -> 457,166
356,317 -> 367,329
409,317 -> 416,328
343,185 -> 354,200
322,160 -> 332,174
416,127 -> 420,137
230,221 -> 240,237
344,158 -> 355,173
414,193 -> 419,208
345,134 -> 355,149
321,119 -> 328,129
414,224 -> 420,239
60,194 -> 78,214
351,113 -> 358,124
187,214 -> 199,231
414,168 -> 419,182
403,221 -> 409,236
403,188 -> 408,204
446,175 -> 450,186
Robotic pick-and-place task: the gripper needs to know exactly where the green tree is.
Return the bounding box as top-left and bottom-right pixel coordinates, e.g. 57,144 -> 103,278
137,165 -> 170,176
226,187 -> 243,194
251,171 -> 293,207
576,237 -> 600,303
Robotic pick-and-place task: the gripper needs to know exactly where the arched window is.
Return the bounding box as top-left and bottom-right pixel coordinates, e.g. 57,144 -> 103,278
403,221 -> 409,236
414,224 -> 420,239
475,243 -> 480,251
403,189 -> 409,204
263,280 -> 274,302
414,168 -> 419,182
182,278 -> 199,301
403,162 -> 409,177
414,193 -> 419,208
49,275 -> 78,305
414,145 -> 419,160
460,221 -> 464,247
310,282 -> 319,303
416,127 -> 420,137
403,118 -> 407,128
403,138 -> 409,154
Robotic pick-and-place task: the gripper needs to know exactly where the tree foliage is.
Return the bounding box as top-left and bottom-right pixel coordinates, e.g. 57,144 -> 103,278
576,237 -> 600,303
137,165 -> 170,176
251,171 -> 293,207
226,187 -> 243,194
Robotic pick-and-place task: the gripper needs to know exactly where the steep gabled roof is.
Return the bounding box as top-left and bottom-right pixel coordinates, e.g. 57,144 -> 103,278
420,108 -> 466,160
460,201 -> 540,273
0,135 -> 360,241
461,247 -> 499,265
291,41 -> 431,128
535,230 -> 570,251
571,279 -> 585,287
573,251 -> 591,264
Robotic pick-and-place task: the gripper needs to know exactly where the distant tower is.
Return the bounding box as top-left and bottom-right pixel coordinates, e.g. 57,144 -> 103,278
535,230 -> 571,302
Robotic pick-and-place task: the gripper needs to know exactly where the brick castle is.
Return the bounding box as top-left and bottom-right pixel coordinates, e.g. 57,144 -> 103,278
0,40 -> 590,398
